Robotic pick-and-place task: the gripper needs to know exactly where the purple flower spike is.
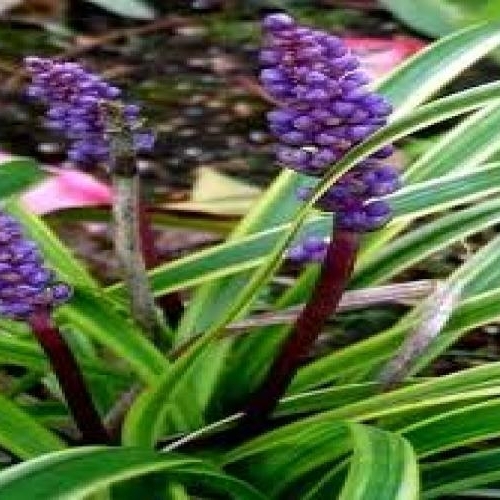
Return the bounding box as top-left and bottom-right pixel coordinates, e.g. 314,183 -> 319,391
0,212 -> 71,321
261,14 -> 401,259
260,14 -> 393,173
24,56 -> 154,167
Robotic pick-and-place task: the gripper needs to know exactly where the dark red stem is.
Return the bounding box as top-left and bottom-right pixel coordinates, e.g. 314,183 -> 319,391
138,201 -> 184,327
243,227 -> 359,426
28,309 -> 109,444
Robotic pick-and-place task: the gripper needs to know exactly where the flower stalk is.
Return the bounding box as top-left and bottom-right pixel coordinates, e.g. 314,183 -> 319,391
111,174 -> 160,335
28,308 -> 109,444
239,13 -> 401,426
103,101 -> 164,341
243,226 -> 359,425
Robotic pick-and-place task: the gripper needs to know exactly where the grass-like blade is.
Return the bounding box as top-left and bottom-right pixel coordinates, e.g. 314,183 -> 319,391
0,446 -> 265,499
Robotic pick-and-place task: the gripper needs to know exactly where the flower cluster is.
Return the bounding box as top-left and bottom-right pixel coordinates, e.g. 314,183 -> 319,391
25,57 -> 154,167
261,14 -> 400,234
0,212 -> 71,320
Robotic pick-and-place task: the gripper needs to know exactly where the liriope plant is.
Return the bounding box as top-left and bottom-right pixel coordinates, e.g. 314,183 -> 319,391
1,12 -> 500,500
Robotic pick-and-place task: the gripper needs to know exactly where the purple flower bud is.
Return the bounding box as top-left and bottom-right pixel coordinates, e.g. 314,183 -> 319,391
260,49 -> 281,65
280,131 -> 309,145
305,71 -> 329,85
287,235 -> 329,264
294,115 -> 318,131
133,132 -> 156,152
287,245 -> 308,263
276,146 -> 310,170
347,125 -> 376,142
303,236 -> 326,253
263,13 -> 295,32
260,68 -> 286,84
309,148 -> 338,169
51,283 -> 73,303
268,109 -> 296,124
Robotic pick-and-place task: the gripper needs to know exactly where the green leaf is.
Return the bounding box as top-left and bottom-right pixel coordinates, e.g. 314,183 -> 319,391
302,459 -> 350,500
371,233 -> 500,381
220,364 -> 500,497
0,158 -> 44,199
290,357 -> 500,425
56,289 -> 168,384
409,286 -> 500,374
404,104 -> 500,183
274,382 -> 386,418
223,363 -> 500,461
379,0 -> 475,37
376,21 -> 500,115
386,161 -> 500,219
0,393 -> 64,459
276,382 -> 500,428
83,0 -> 155,19
359,233 -> 500,380
224,421 -> 350,498
402,398 -> 500,458
358,102 -> 500,269
0,447 -> 265,500
339,424 -> 419,500
122,338 -> 209,446
422,447 -> 500,498
176,170 -> 309,340
352,197 -> 500,288
379,1 -> 500,39
0,332 -> 126,380
172,171 -> 310,415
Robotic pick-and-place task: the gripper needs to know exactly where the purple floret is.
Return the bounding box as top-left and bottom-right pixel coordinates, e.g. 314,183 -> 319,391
287,235 -> 329,264
24,57 -> 154,167
261,13 -> 401,245
0,212 -> 71,321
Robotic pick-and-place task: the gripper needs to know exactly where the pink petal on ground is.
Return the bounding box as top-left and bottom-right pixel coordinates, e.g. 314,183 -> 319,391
21,168 -> 112,215
345,36 -> 426,78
